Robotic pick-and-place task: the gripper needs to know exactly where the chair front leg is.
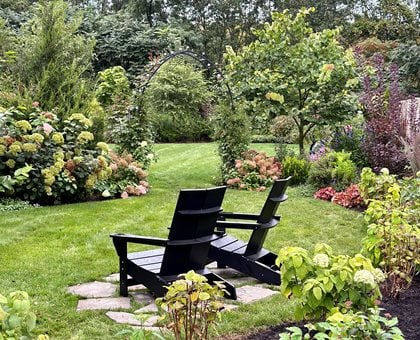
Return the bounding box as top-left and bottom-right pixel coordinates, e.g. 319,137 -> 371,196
113,238 -> 128,296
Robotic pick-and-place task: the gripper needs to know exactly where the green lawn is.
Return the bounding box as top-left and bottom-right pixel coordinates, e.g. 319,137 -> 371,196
0,143 -> 365,339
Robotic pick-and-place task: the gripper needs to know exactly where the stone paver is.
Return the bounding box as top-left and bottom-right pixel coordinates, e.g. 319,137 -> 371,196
68,281 -> 116,298
135,302 -> 159,313
132,292 -> 154,305
223,304 -> 239,312
106,311 -> 142,326
128,284 -> 147,291
236,285 -> 278,304
103,273 -> 120,283
76,297 -> 131,311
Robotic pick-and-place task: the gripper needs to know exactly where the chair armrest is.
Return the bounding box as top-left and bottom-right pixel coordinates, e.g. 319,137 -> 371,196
219,212 -> 259,220
110,233 -> 168,247
216,220 -> 260,230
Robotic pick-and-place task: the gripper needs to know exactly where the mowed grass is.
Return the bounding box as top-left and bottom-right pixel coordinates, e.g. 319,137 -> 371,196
0,143 -> 365,339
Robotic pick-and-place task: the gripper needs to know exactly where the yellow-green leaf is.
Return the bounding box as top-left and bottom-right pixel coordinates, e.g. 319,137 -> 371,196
313,286 -> 323,300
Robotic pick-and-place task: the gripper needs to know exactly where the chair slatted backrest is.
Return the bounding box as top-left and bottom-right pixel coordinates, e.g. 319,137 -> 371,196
160,186 -> 227,275
245,177 -> 291,256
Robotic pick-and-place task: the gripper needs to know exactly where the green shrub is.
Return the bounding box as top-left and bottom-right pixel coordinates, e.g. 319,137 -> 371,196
308,151 -> 357,191
276,243 -> 384,320
213,101 -> 250,179
0,106 -> 111,204
282,156 -> 310,185
0,291 -> 49,339
14,0 -> 95,116
154,114 -> 212,142
361,168 -> 419,298
279,308 -> 403,340
95,66 -> 130,107
156,270 -> 225,340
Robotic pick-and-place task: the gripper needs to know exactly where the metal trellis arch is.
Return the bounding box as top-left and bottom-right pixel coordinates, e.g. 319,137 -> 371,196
139,50 -> 235,110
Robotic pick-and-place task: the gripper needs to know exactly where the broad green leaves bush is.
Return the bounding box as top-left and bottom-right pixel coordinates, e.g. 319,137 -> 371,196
279,308 -> 403,340
276,244 -> 383,320
156,271 -> 225,340
0,105 -> 110,204
360,168 -> 419,298
0,291 -> 49,339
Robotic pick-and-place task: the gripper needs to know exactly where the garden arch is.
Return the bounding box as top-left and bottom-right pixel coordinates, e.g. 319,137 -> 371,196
126,50 -> 250,182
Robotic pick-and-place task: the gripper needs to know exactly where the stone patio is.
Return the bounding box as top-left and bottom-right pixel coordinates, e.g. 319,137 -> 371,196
67,264 -> 278,330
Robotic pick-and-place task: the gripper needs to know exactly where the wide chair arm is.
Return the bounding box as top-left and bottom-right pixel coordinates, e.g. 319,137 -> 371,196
219,212 -> 280,221
110,233 -> 168,246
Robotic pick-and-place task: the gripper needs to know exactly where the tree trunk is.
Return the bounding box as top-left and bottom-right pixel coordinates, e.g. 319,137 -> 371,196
298,122 -> 305,155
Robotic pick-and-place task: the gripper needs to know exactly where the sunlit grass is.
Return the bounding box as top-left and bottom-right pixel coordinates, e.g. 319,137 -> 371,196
0,143 -> 364,339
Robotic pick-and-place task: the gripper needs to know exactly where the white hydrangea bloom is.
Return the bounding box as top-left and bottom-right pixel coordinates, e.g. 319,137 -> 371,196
354,270 -> 376,288
372,268 -> 386,283
313,254 -> 329,268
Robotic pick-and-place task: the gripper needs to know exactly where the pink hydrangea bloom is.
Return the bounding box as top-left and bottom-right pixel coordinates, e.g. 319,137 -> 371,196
42,123 -> 54,135
120,191 -> 129,199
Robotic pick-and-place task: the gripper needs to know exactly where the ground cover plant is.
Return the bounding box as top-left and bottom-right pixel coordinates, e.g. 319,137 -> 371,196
0,143 -> 364,339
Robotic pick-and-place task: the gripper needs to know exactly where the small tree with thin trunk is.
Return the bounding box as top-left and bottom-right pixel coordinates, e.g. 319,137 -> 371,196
225,8 -> 359,155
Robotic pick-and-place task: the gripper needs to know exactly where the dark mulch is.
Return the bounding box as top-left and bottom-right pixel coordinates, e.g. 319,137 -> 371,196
222,275 -> 420,339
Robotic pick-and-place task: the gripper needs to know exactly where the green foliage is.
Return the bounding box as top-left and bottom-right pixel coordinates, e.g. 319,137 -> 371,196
95,66 -> 130,107
213,101 -> 251,179
224,150 -> 282,191
225,8 -> 358,155
156,270 -> 225,340
282,156 -> 310,185
308,151 -> 357,191
0,290 -> 49,339
279,308 -> 404,340
109,96 -> 155,169
0,164 -> 32,194
391,42 -> 420,94
0,106 -> 111,204
14,0 -> 95,116
143,59 -> 214,142
0,198 -> 38,212
276,244 -> 383,320
360,168 -> 419,298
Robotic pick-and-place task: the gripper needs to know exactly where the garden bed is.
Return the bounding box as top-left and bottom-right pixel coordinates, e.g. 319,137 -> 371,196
223,275 -> 419,339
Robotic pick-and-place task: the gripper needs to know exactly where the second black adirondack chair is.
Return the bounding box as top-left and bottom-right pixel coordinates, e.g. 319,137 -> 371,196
110,186 -> 237,299
208,177 -> 291,285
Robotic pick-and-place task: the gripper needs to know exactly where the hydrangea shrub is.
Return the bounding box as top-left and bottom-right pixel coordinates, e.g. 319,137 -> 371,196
0,105 -> 111,204
276,243 -> 384,320
225,150 -> 281,191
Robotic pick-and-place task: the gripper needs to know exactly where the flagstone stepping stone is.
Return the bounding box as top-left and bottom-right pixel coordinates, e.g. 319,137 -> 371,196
76,297 -> 131,311
236,285 -> 278,304
104,274 -> 146,291
68,281 -> 116,298
135,302 -> 159,313
222,304 -> 239,312
131,292 -> 154,305
106,311 -> 142,326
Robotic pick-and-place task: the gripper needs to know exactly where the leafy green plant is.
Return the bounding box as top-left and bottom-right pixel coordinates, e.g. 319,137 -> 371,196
0,290 -> 49,339
282,156 -> 310,185
0,164 -> 32,194
276,243 -> 384,320
156,270 -> 225,340
308,151 -> 357,191
279,308 -> 404,340
225,150 -> 281,191
95,66 -> 130,107
361,169 -> 419,298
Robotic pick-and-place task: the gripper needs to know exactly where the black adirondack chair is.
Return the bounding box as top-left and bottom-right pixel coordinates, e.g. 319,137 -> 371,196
110,186 -> 237,299
208,177 -> 291,285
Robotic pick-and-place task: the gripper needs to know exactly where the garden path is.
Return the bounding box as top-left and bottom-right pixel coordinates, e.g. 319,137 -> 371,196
67,263 -> 279,331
